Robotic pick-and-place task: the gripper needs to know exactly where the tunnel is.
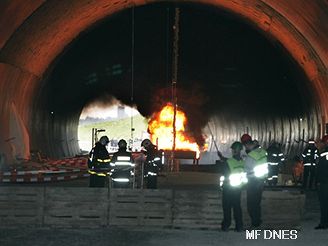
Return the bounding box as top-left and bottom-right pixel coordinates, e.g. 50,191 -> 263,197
0,0 -> 327,165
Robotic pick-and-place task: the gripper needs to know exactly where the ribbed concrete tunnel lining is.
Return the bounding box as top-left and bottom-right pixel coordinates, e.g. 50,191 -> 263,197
0,0 -> 327,163
34,2 -> 320,159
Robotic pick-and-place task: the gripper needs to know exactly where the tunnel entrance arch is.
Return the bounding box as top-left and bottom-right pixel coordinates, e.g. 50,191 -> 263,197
0,0 -> 327,163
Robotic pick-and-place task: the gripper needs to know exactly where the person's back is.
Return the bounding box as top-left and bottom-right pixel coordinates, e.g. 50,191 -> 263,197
266,143 -> 283,185
141,139 -> 161,189
111,148 -> 133,164
314,136 -> 328,229
110,139 -> 134,188
317,146 -> 328,185
243,138 -> 267,228
92,142 -> 110,162
88,136 -> 110,187
302,140 -> 319,189
244,146 -> 268,179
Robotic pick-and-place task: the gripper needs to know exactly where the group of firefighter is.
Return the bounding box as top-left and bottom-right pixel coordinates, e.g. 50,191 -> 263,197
219,133 -> 328,231
87,136 -> 162,189
87,133 -> 328,231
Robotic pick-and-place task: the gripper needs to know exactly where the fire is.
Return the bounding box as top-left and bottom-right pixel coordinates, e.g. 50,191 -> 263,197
148,103 -> 200,157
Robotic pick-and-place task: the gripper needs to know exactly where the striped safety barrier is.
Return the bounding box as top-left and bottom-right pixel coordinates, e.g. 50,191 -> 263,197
0,157 -> 89,183
0,172 -> 90,183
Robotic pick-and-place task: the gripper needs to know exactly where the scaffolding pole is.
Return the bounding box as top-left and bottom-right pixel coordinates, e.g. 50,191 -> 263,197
171,7 -> 180,171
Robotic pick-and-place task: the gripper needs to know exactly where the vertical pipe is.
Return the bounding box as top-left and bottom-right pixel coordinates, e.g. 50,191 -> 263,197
171,7 -> 180,170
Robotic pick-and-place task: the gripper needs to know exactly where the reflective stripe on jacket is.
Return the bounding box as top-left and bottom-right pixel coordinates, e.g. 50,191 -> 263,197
225,158 -> 247,187
247,148 -> 268,178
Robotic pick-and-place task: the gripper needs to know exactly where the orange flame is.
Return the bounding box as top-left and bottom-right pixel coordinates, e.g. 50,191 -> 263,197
148,103 -> 200,157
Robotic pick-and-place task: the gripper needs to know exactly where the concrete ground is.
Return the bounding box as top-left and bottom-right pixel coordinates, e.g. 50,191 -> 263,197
0,217 -> 326,246
1,173 -> 326,245
0,190 -> 327,246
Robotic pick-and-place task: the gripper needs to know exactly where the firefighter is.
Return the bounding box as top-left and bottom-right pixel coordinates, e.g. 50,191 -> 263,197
266,142 -> 285,186
302,139 -> 319,190
110,139 -> 134,188
219,141 -> 247,232
88,135 -> 111,187
241,135 -> 268,228
315,135 -> 328,229
141,139 -> 163,189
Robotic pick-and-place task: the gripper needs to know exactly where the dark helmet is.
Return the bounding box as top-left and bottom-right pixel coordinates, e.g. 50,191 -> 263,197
141,139 -> 153,149
99,136 -> 109,145
118,139 -> 127,149
230,141 -> 243,150
241,134 -> 252,144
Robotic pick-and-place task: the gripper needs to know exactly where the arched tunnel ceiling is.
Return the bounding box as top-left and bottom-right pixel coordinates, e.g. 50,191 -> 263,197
0,0 -> 328,161
44,3 -> 314,118
43,3 -> 317,148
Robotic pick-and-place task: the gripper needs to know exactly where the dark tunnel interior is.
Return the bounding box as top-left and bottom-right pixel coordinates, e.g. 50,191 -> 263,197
31,3 -> 321,159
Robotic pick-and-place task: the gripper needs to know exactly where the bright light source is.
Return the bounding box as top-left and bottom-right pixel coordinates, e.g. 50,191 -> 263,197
78,98 -> 148,151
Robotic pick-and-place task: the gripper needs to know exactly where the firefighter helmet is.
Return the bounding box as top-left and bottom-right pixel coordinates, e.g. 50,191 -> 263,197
230,141 -> 243,150
141,139 -> 153,149
99,136 -> 109,145
241,134 -> 252,144
118,139 -> 127,149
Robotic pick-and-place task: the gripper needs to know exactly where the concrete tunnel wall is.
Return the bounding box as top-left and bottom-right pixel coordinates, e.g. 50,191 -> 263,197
0,0 -> 327,163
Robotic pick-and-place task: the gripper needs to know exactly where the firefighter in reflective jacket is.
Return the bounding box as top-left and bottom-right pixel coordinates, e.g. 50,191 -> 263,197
266,142 -> 285,186
219,141 -> 247,232
241,135 -> 268,228
88,136 -> 111,187
141,139 -> 163,189
302,139 -> 319,189
110,139 -> 134,188
315,135 -> 328,229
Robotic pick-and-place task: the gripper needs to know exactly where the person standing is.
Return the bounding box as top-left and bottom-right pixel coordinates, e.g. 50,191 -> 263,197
266,142 -> 285,186
110,139 -> 134,188
219,141 -> 247,232
241,134 -> 268,228
302,139 -> 319,190
315,135 -> 328,229
88,136 -> 111,187
141,139 -> 163,189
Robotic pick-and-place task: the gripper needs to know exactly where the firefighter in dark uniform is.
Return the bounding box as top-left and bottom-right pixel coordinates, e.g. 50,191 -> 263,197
141,139 -> 163,189
302,139 -> 319,190
315,135 -> 328,229
88,135 -> 111,187
110,139 -> 134,188
241,134 -> 268,228
266,142 -> 285,186
219,141 -> 247,232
